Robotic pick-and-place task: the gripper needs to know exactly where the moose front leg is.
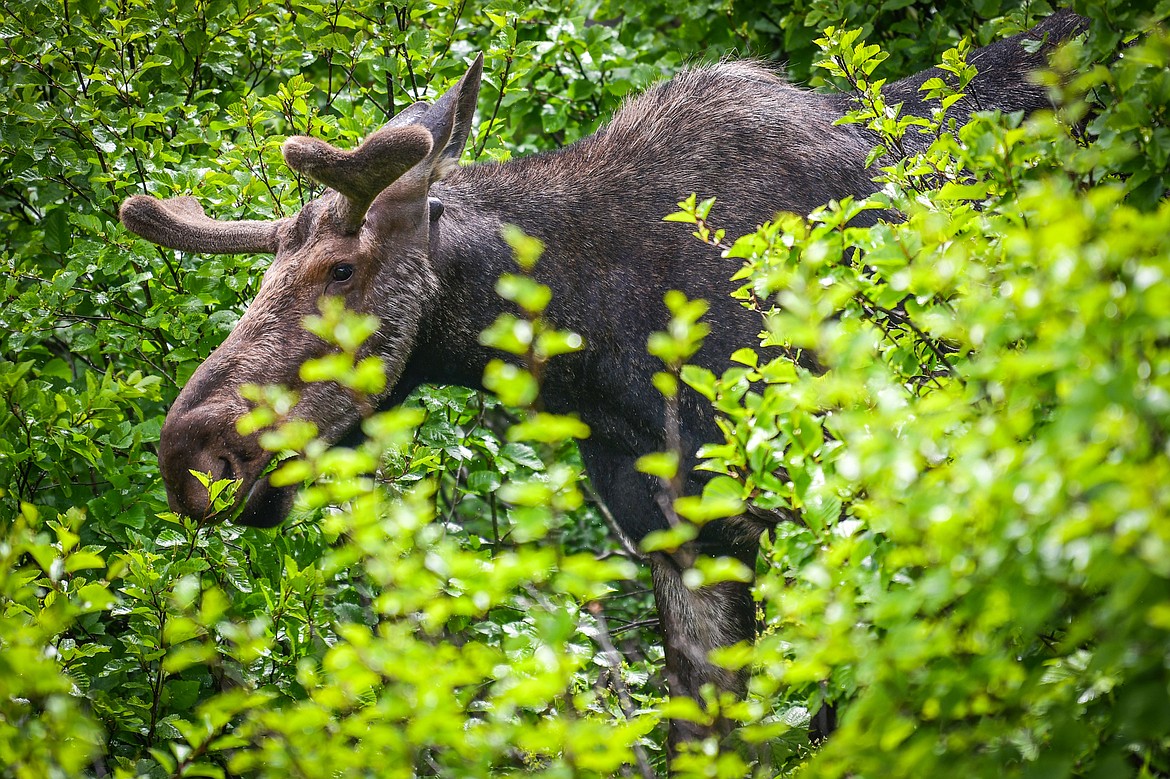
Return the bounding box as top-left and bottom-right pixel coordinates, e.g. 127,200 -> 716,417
577,444 -> 771,749
649,542 -> 758,752
650,522 -> 838,755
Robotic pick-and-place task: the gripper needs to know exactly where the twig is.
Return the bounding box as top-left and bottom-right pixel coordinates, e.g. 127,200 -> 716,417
588,602 -> 657,779
434,0 -> 468,72
608,618 -> 659,637
865,297 -> 960,380
476,28 -> 516,159
582,480 -> 644,561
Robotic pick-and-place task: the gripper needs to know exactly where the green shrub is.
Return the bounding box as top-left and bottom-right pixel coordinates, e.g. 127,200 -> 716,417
2,1 -> 1167,777
673,10 -> 1170,776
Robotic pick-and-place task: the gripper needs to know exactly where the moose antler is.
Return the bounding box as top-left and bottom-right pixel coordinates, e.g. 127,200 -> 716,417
119,195 -> 284,254
281,53 -> 483,233
121,55 -> 483,251
281,124 -> 434,234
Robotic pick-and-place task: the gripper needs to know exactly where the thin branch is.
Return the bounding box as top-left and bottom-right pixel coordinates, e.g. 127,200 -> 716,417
582,480 -> 644,561
476,29 -> 516,159
588,602 -> 657,779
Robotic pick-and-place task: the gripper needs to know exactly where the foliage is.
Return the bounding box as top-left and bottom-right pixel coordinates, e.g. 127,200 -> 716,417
1,2 -> 679,775
667,4 -> 1170,777
1,0 -> 1168,777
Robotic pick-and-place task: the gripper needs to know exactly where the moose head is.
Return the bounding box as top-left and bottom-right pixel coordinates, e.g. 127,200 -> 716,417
121,55 -> 483,526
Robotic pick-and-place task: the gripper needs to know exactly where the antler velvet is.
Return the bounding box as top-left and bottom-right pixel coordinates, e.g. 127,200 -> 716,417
281,125 -> 434,233
119,53 -> 484,250
119,195 -> 283,254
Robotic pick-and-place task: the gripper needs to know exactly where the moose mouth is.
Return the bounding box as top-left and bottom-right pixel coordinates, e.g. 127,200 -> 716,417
157,414 -> 299,529
195,413 -> 368,529
235,473 -> 298,528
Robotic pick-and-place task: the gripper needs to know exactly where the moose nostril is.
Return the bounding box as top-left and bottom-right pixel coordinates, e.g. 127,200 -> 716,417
159,403 -> 262,519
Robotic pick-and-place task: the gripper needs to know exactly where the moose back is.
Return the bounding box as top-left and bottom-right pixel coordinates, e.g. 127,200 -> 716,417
121,10 -> 1086,750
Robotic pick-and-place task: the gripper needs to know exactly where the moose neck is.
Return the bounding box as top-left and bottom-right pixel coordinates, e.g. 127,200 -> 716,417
394,158 -> 561,399
393,140 -> 693,431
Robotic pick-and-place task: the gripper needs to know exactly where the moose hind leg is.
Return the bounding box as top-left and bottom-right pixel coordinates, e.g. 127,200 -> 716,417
650,550 -> 756,750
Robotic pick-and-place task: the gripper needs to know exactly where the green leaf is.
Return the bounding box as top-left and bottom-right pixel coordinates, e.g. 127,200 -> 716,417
501,225 -> 546,271
640,523 -> 698,553
496,273 -> 553,314
507,412 -> 590,442
483,359 -> 540,407
937,181 -> 990,201
64,551 -> 105,573
635,451 -> 679,479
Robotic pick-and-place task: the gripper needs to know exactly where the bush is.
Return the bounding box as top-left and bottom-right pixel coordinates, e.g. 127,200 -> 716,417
2,1 -> 1168,777
679,9 -> 1170,776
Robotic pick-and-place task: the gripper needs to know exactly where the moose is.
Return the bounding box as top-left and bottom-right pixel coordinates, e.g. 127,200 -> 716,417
121,10 -> 1087,754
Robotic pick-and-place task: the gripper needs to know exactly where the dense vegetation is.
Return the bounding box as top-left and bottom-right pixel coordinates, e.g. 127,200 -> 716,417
2,0 -> 1168,776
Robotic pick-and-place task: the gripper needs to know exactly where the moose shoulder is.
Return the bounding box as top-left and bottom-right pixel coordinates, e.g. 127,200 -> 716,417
120,10 -> 1087,752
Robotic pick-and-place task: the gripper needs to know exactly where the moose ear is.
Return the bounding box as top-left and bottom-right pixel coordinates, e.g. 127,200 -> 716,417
418,53 -> 484,182
385,100 -> 432,128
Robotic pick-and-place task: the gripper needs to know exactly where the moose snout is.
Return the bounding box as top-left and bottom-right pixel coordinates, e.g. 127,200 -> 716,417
158,405 -> 263,520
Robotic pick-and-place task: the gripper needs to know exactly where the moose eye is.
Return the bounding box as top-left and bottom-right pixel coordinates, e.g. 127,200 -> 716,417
331,263 -> 354,283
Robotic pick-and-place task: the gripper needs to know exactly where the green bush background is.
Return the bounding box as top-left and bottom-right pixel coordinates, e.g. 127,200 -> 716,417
2,0 -> 1168,777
